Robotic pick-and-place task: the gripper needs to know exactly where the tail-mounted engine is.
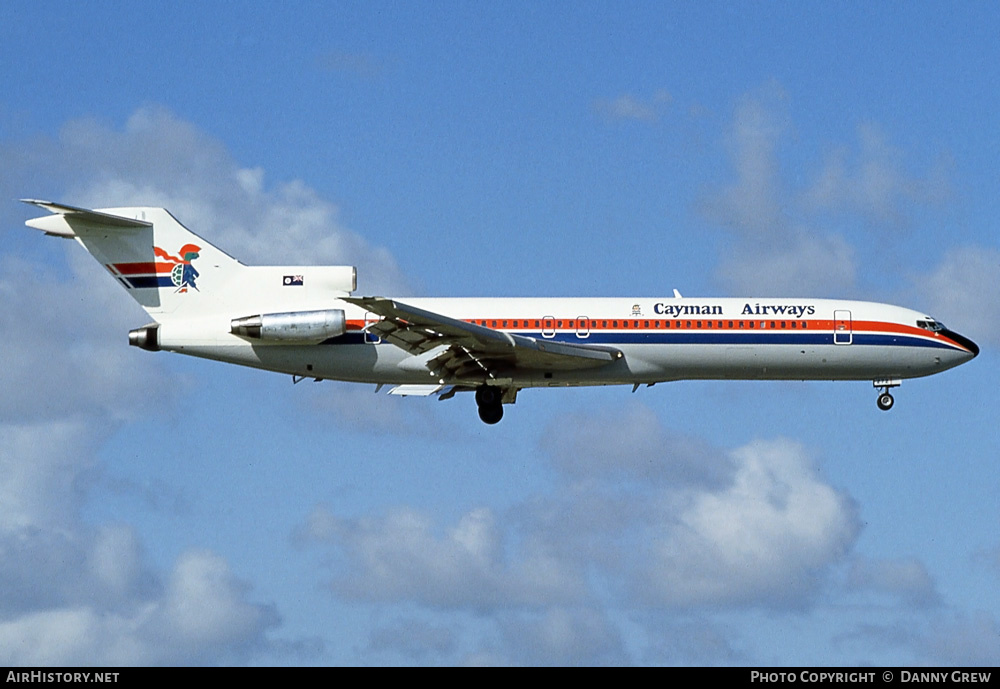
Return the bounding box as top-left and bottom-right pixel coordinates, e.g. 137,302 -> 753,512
230,309 -> 347,342
128,324 -> 160,351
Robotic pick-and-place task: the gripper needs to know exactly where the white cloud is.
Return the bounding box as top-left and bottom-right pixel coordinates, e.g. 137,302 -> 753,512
803,123 -> 952,225
639,438 -> 859,607
0,549 -> 277,666
701,84 -> 952,296
846,556 -> 939,607
367,617 -> 457,660
920,612 -> 1000,665
0,110 -> 333,662
715,230 -> 857,297
301,403 -> 860,665
0,255 -> 175,423
303,505 -> 586,610
701,84 -> 858,295
153,550 -> 279,658
0,419 -> 277,665
43,107 -> 407,295
539,402 -> 735,488
498,607 -> 628,666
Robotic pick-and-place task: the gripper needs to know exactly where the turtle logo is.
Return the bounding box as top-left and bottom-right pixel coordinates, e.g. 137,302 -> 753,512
154,244 -> 201,292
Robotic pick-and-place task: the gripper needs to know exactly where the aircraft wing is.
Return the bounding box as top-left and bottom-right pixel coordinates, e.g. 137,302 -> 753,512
343,297 -> 623,382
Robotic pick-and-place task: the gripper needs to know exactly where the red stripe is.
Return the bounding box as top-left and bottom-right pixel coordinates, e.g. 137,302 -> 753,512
349,315 -> 966,350
113,262 -> 176,275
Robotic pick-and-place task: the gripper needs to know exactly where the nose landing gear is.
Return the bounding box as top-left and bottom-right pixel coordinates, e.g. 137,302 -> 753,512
877,391 -> 894,411
873,378 -> 901,411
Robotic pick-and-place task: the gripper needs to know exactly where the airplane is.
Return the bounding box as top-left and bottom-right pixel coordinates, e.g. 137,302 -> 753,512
23,199 -> 979,424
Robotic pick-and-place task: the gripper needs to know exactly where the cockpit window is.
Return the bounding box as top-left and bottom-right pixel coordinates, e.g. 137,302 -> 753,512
916,319 -> 945,332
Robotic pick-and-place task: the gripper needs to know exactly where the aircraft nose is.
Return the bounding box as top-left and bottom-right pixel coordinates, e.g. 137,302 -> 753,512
942,328 -> 979,359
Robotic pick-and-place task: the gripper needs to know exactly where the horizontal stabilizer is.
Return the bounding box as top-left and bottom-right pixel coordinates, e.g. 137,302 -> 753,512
22,199 -> 152,236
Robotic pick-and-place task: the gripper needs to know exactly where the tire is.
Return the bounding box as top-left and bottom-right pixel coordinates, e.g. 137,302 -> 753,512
475,385 -> 501,407
877,393 -> 894,411
478,403 -> 504,424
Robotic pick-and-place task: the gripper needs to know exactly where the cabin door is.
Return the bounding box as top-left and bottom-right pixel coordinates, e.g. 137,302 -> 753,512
833,310 -> 852,345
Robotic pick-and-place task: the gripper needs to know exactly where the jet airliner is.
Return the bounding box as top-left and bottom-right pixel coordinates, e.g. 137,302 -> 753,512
23,200 -> 978,424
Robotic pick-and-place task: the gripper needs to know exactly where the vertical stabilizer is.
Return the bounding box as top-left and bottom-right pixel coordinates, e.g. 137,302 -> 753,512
23,200 -> 244,317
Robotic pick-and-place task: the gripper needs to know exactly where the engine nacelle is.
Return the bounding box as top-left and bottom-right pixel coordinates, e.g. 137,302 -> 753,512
128,324 -> 161,351
231,309 -> 347,342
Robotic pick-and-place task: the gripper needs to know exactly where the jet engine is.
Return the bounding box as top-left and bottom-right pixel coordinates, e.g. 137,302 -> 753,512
128,324 -> 160,351
230,309 -> 347,342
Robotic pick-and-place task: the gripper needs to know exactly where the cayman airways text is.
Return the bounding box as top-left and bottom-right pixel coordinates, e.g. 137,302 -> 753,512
652,303 -> 816,318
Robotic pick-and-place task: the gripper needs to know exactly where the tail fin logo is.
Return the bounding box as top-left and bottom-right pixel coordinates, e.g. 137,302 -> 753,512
154,244 -> 201,292
107,244 -> 201,292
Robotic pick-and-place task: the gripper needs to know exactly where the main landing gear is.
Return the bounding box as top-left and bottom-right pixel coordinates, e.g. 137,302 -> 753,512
874,379 -> 901,411
475,385 -> 504,425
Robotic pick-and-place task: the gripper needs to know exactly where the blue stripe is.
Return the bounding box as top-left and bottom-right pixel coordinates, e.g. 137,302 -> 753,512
321,329 -> 961,351
125,276 -> 175,289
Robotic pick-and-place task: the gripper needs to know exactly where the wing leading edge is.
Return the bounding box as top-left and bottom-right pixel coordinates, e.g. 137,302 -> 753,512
343,296 -> 623,383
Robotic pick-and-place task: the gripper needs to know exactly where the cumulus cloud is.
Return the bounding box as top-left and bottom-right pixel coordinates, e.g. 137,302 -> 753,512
30,107 -> 407,295
0,416 -> 278,664
0,255 -> 173,423
0,109 -> 350,663
302,505 -> 586,610
701,84 -> 951,296
497,607 -> 628,666
700,86 -> 856,295
367,617 -> 457,661
301,403 -> 860,662
637,438 -> 859,608
845,556 -> 939,607
0,548 -> 277,666
539,402 -> 735,488
803,123 -> 952,225
919,612 -> 1000,665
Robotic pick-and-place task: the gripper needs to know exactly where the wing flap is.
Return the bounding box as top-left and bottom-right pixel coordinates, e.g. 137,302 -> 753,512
387,384 -> 445,396
344,297 -> 623,381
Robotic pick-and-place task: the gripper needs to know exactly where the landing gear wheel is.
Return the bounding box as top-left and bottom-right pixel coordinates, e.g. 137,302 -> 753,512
475,385 -> 501,407
478,402 -> 504,424
475,385 -> 504,424
877,392 -> 894,411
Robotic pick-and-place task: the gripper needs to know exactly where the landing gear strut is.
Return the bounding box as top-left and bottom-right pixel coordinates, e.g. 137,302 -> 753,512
475,385 -> 503,424
873,379 -> 901,412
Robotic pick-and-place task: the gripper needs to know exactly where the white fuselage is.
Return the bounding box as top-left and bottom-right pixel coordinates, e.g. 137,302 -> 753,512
157,296 -> 977,388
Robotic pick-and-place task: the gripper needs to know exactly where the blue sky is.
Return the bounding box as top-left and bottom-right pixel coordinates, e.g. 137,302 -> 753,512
1,2 -> 998,666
